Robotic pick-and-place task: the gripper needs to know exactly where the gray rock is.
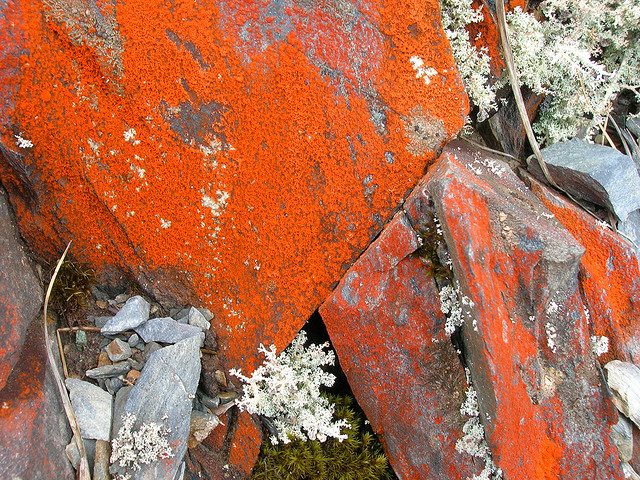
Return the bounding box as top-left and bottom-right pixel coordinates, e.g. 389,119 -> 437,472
106,338 -> 133,362
188,411 -> 220,448
612,414 -> 633,462
90,316 -> 111,329
128,333 -> 141,348
135,317 -> 204,345
106,377 -> 125,396
101,296 -> 150,335
110,336 -> 202,480
86,362 -> 132,379
532,138 -> 640,222
188,307 -> 210,331
618,209 -> 640,259
197,308 -> 214,322
65,379 -> 113,441
143,342 -> 162,361
628,116 -> 640,139
172,306 -> 191,324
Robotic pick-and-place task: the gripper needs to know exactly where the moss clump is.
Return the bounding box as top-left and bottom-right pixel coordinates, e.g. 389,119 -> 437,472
47,260 -> 94,319
251,395 -> 394,480
412,212 -> 453,283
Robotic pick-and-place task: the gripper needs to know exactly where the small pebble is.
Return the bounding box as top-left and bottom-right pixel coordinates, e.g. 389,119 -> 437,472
114,293 -> 130,305
126,369 -> 141,385
218,392 -> 239,404
106,338 -> 132,363
127,333 -> 140,348
95,300 -> 108,310
97,351 -> 111,368
214,370 -> 227,388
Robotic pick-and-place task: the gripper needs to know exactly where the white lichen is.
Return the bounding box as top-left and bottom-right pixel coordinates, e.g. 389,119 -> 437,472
456,385 -> 503,480
439,283 -> 475,335
230,331 -> 348,445
110,413 -> 173,477
410,55 -> 439,85
591,335 -> 610,357
14,134 -> 33,148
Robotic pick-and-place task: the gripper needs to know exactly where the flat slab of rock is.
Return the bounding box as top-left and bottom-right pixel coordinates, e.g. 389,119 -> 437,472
86,362 -> 132,379
531,138 -> 640,222
135,317 -> 204,345
65,379 -> 113,441
111,335 -> 202,479
320,212 -> 476,479
101,296 -> 150,335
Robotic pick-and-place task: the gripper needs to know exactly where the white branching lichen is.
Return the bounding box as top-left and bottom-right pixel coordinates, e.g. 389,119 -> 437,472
230,331 -> 348,445
591,335 -> 610,357
110,413 -> 173,478
456,385 -> 503,480
440,0 -> 640,144
439,283 -> 475,335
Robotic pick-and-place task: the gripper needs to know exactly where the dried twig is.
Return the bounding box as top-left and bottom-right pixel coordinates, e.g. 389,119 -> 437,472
43,242 -> 91,480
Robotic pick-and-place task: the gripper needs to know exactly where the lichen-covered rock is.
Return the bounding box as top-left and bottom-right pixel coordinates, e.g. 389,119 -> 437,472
404,141 -> 624,479
0,186 -> 42,390
320,212 -> 476,479
525,173 -> 640,366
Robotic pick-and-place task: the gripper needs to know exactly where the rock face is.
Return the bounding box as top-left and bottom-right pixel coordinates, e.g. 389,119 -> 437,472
526,173 -> 640,365
0,187 -> 42,390
0,185 -> 74,479
0,0 -> 467,381
409,141 -> 622,479
66,378 -> 113,441
322,141 -> 628,480
320,212 -> 476,479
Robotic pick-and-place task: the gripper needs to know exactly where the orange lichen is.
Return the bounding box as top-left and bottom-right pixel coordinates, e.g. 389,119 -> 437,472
0,0 -> 466,379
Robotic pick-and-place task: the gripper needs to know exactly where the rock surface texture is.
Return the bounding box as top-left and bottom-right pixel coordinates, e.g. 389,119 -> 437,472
323,141 -> 628,480
0,0 -> 467,381
0,186 -> 75,479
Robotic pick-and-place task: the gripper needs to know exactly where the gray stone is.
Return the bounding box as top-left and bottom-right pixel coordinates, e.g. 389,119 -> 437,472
197,308 -> 214,322
532,138 -> 640,222
188,307 -> 210,331
86,362 -> 132,379
612,414 -> 633,462
101,296 -> 150,335
135,317 -> 205,345
90,316 -> 111,329
143,342 -> 162,361
618,209 -> 640,260
128,333 -> 141,348
65,379 -> 113,441
110,336 -> 202,480
172,306 -> 191,324
188,410 -> 220,449
106,338 -> 133,362
628,116 -> 640,139
106,377 -> 125,396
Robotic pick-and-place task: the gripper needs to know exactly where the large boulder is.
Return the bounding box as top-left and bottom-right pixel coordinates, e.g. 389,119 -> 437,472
400,141 -> 623,478
0,0 -> 467,379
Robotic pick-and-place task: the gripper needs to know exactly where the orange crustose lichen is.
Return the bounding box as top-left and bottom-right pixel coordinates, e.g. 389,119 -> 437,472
0,0 -> 467,373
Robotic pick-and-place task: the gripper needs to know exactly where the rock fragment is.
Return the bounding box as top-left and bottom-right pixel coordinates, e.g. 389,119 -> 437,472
101,296 -> 150,335
65,378 -> 113,441
188,307 -> 210,331
606,360 -> 640,427
106,338 -> 133,362
135,317 -> 204,345
86,362 -> 132,379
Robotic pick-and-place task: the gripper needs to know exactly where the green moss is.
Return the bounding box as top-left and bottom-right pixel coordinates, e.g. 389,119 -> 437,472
251,395 -> 394,480
412,213 -> 453,283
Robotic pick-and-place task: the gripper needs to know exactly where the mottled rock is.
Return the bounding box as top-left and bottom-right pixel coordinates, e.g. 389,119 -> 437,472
531,139 -> 640,222
0,319 -> 75,479
407,141 -> 624,479
106,338 -> 133,362
86,361 -> 132,379
188,307 -> 210,331
526,173 -> 640,365
0,186 -> 43,389
0,0 -> 467,397
320,212 -> 475,479
101,296 -> 150,335
613,414 -> 634,463
65,378 -> 113,441
135,317 -> 204,345
111,335 -> 202,480
188,410 -> 220,448
93,440 -> 111,480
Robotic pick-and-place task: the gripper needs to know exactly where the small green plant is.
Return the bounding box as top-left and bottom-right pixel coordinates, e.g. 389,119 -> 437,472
251,394 -> 393,480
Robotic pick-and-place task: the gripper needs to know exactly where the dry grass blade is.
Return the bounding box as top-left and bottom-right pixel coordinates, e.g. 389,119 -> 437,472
495,0 -> 557,189
43,241 -> 91,480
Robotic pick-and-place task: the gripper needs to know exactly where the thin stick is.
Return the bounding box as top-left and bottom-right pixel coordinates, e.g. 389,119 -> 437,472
56,328 -> 70,379
43,242 -> 91,480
